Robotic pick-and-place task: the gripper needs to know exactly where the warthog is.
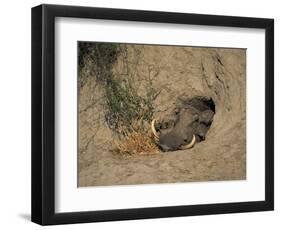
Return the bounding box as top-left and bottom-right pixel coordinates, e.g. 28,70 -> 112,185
151,96 -> 215,151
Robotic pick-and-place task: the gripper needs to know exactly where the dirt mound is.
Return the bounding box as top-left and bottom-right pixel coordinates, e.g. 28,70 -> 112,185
78,44 -> 246,186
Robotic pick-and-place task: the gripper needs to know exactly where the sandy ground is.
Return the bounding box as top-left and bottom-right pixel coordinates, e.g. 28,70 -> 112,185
78,45 -> 246,187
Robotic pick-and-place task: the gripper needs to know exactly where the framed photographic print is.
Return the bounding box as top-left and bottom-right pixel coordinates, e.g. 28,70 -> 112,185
31,4 -> 274,225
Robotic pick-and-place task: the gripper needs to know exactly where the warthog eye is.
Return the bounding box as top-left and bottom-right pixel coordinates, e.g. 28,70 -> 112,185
193,114 -> 199,121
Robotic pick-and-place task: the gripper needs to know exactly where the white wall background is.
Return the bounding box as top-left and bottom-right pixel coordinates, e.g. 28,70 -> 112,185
0,0 -> 278,228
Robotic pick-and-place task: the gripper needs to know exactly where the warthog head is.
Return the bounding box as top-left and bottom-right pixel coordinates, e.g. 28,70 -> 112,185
151,96 -> 215,151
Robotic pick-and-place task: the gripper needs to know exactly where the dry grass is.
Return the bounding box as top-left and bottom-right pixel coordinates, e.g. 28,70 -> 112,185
114,130 -> 159,155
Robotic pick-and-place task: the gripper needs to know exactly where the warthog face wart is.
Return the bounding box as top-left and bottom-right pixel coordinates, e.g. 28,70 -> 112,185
151,96 -> 215,151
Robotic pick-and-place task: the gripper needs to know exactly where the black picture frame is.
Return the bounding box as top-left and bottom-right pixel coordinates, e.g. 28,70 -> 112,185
31,4 -> 274,225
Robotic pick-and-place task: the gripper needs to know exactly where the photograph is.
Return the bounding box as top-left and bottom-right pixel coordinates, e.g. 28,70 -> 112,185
78,42 -> 246,187
30,3 -> 274,225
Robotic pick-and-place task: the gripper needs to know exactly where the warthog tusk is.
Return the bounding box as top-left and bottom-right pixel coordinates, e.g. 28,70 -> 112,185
180,135 -> 196,150
151,119 -> 159,141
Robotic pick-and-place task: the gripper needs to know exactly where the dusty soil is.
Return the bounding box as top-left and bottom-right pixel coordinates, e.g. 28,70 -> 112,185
78,44 -> 246,187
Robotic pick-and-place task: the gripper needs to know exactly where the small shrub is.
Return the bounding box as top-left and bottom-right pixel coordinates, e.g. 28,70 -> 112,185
79,42 -> 159,155
105,76 -> 157,133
